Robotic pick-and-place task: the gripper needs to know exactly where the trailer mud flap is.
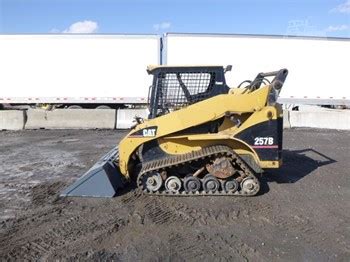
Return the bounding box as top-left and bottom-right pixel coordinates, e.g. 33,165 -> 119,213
60,147 -> 125,197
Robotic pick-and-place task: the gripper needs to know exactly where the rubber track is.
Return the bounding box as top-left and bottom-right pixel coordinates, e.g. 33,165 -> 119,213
137,145 -> 260,196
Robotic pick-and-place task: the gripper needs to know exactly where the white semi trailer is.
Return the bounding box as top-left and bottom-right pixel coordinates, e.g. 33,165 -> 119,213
163,33 -> 350,106
1,33 -> 349,109
0,34 -> 161,109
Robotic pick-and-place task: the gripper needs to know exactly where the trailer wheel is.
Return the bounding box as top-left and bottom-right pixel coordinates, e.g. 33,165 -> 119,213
96,105 -> 111,109
67,105 -> 82,109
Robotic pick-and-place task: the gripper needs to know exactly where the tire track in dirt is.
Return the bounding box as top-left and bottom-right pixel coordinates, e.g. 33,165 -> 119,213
265,213 -> 350,258
65,250 -> 121,261
3,211 -> 130,260
166,228 -> 260,261
144,199 -> 189,225
168,233 -> 207,261
1,184 -> 134,260
5,214 -> 94,260
169,198 -> 272,227
135,197 -> 265,261
126,195 -> 194,226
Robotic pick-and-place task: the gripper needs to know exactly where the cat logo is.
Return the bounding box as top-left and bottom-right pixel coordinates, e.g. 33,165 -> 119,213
129,126 -> 158,138
143,128 -> 157,137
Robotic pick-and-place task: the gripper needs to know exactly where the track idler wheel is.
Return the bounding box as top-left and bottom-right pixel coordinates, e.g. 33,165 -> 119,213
240,176 -> 260,195
141,172 -> 163,192
184,176 -> 201,193
165,176 -> 182,193
203,174 -> 220,193
222,177 -> 239,193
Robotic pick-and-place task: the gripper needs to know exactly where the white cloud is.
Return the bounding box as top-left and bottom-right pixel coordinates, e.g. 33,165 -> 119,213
285,19 -> 326,37
62,20 -> 98,33
153,22 -> 171,31
325,24 -> 349,32
330,0 -> 350,14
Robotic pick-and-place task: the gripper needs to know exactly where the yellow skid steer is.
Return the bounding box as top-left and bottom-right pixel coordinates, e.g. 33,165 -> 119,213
61,65 -> 288,197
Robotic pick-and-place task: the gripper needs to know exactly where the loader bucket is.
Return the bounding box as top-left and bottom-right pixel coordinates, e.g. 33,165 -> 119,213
60,147 -> 125,197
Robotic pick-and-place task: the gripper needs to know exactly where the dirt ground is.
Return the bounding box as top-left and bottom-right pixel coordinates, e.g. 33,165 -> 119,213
0,128 -> 349,261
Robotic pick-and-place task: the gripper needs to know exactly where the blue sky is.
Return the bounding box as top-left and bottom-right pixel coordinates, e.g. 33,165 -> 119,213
0,0 -> 349,37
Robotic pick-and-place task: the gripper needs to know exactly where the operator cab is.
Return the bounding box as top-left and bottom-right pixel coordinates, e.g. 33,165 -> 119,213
147,65 -> 230,119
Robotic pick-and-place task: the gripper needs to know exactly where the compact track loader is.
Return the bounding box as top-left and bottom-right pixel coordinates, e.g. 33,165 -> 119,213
61,65 -> 288,197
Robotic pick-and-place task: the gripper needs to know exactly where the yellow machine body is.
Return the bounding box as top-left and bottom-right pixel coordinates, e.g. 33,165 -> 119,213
119,84 -> 282,179
61,65 -> 288,197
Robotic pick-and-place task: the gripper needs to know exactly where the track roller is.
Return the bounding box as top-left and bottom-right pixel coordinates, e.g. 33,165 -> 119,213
184,176 -> 201,193
141,171 -> 163,192
165,176 -> 182,193
240,176 -> 260,195
222,177 -> 239,193
203,174 -> 220,193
